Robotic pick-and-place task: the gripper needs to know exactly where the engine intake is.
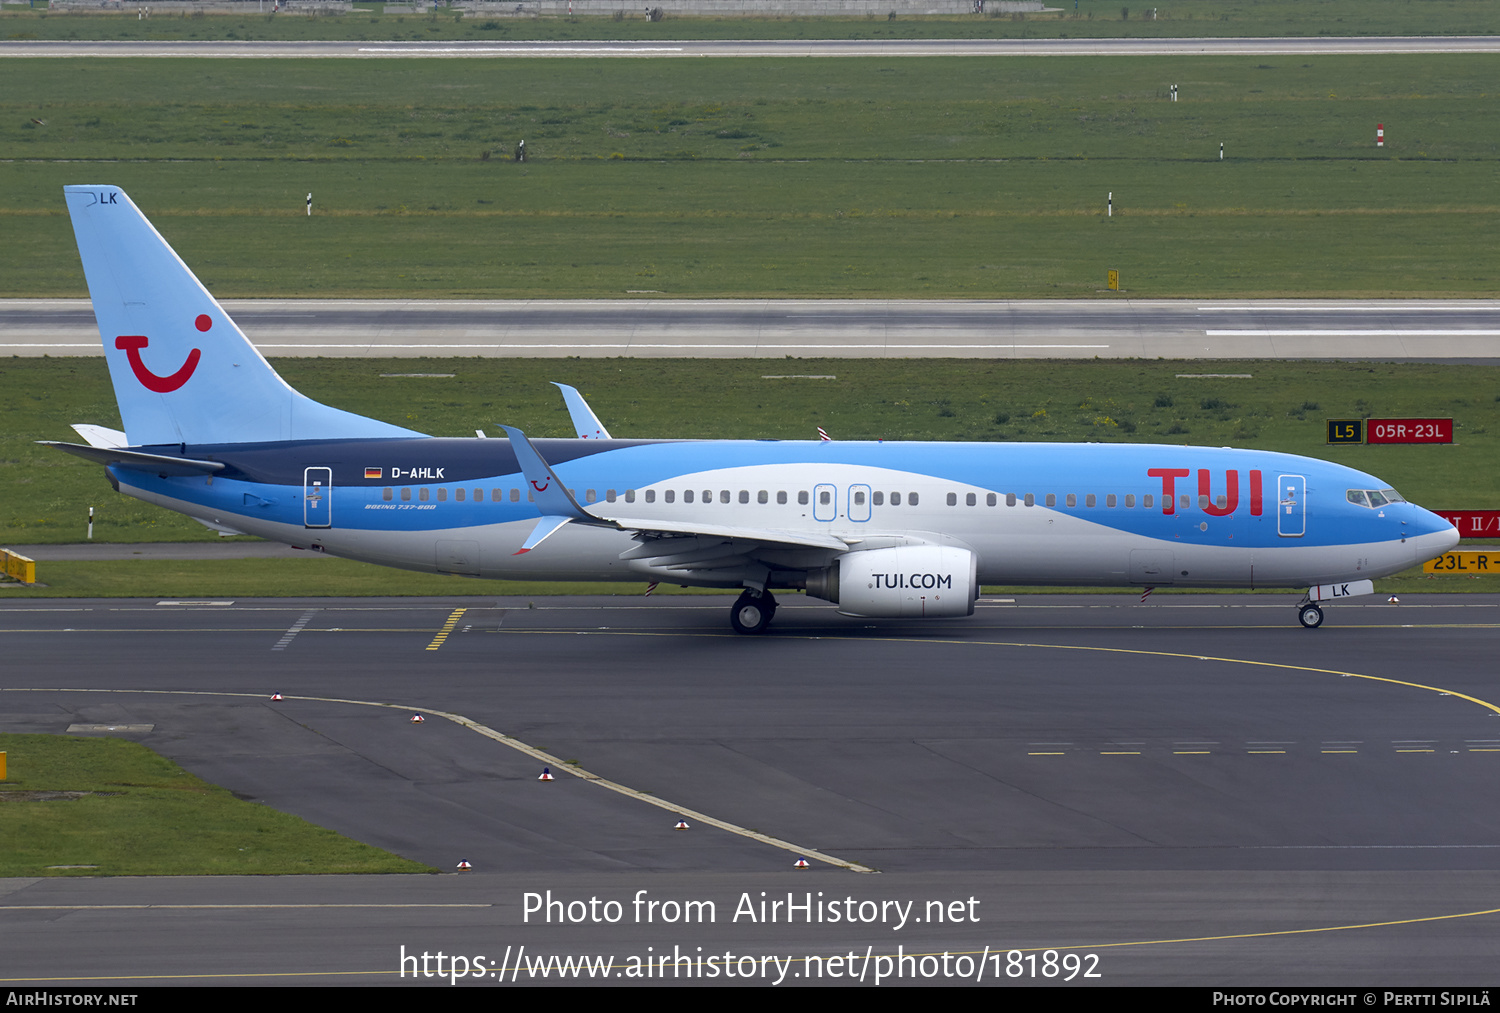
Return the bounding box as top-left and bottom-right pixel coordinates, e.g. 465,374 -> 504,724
807,546 -> 978,618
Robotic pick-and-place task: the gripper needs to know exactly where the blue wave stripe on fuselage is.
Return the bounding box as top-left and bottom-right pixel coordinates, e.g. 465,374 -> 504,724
111,438 -> 1442,548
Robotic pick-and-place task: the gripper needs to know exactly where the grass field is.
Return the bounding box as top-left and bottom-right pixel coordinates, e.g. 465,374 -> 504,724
3,1 -> 1498,41
0,733 -> 434,876
3,55 -> 1497,298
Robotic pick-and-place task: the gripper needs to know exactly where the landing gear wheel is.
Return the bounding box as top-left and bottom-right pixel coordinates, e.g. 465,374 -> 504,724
1298,603 -> 1324,629
730,590 -> 776,635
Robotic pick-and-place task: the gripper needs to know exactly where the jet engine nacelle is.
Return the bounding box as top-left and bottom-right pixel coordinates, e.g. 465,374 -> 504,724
806,546 -> 978,619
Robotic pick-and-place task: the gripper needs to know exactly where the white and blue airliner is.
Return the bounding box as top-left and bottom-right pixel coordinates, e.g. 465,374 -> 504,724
45,186 -> 1459,633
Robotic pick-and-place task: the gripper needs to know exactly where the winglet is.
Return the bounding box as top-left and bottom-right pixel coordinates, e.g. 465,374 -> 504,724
500,425 -> 594,523
513,515 -> 573,555
552,383 -> 613,440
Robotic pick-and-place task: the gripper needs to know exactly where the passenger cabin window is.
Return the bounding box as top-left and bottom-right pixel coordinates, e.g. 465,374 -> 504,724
684,490 -> 694,504
1086,494 -> 1096,508
664,490 -> 674,504
873,492 -> 884,506
758,490 -> 768,504
947,493 -> 958,506
777,491 -> 788,505
437,488 -> 447,503
1024,493 -> 1035,507
383,488 -> 393,502
401,488 -> 411,501
891,492 -> 901,506
854,491 -> 866,506
965,493 -> 976,507
1067,494 -> 1077,507
909,492 -> 920,506
1045,494 -> 1056,507
1106,494 -> 1115,508
798,491 -> 809,506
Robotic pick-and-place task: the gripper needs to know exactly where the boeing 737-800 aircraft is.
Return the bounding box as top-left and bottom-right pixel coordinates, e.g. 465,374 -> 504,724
44,186 -> 1459,633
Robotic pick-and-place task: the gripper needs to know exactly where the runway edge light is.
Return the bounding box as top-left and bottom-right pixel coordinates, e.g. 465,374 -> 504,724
539,767 -> 554,781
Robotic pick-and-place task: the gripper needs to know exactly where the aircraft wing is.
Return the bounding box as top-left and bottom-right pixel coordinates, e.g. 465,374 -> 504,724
591,514 -> 850,552
503,425 -> 854,567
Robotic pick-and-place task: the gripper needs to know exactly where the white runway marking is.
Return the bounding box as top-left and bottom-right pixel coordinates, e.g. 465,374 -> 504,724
1206,329 -> 1500,337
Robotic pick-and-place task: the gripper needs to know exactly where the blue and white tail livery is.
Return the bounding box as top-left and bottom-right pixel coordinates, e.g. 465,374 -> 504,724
46,186 -> 1459,632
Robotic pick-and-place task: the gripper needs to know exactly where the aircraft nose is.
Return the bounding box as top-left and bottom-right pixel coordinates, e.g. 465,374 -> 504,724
1408,504 -> 1459,560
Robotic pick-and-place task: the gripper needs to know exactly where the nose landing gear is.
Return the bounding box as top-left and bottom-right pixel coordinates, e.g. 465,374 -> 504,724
1297,602 -> 1324,628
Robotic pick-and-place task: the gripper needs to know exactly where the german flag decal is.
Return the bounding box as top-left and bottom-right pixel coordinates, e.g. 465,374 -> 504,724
364,467 -> 382,479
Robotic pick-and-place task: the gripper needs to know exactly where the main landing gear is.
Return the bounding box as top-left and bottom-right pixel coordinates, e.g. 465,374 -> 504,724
730,589 -> 777,635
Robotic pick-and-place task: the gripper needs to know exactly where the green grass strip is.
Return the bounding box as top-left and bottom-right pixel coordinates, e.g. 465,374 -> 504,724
0,733 -> 434,876
3,54 -> 1497,298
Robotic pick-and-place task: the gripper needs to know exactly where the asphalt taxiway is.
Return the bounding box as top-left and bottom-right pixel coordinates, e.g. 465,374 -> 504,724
3,593 -> 1499,985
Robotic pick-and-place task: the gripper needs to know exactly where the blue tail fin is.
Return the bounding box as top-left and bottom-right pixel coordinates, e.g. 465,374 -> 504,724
65,185 -> 422,446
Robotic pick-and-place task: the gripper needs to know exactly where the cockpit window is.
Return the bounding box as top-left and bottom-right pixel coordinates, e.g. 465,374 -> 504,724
1346,490 -> 1370,508
1347,488 -> 1404,508
1367,490 -> 1389,508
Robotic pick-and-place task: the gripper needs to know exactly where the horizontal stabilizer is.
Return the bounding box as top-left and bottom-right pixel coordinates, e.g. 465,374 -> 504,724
39,440 -> 225,476
71,424 -> 129,449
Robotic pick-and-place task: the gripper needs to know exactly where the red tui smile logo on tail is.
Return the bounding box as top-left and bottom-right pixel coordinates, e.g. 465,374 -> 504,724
114,314 -> 209,393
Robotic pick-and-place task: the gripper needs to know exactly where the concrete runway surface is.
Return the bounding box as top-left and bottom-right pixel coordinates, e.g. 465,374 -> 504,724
6,299 -> 1500,361
4,36 -> 1500,59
